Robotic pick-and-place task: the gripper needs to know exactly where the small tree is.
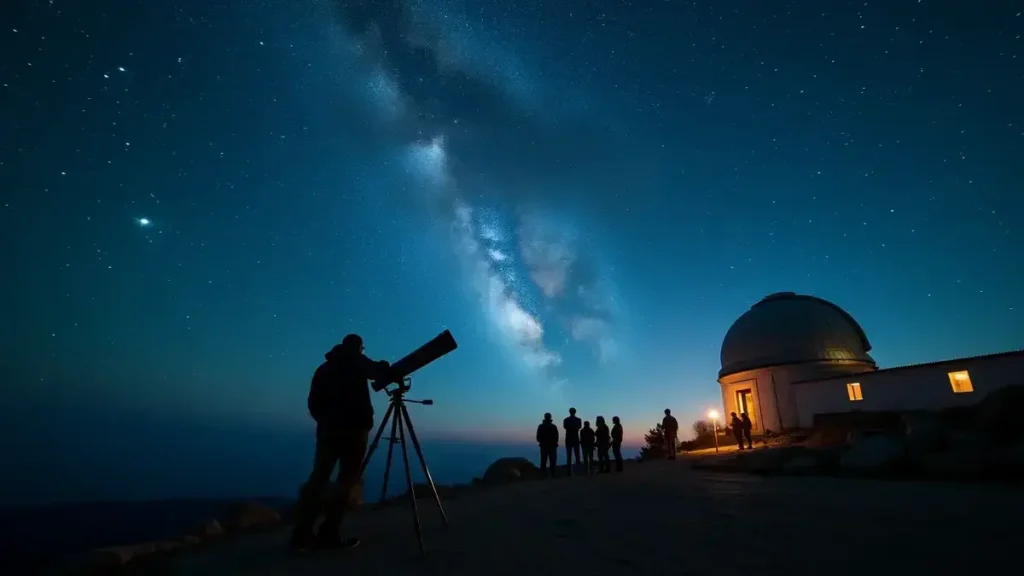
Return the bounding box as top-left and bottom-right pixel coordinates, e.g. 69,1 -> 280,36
639,423 -> 667,461
692,419 -> 714,440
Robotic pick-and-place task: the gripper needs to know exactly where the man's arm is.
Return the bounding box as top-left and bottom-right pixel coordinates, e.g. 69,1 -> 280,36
359,355 -> 393,391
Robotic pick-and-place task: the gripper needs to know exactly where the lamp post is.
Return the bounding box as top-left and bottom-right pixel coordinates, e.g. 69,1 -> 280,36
707,410 -> 720,453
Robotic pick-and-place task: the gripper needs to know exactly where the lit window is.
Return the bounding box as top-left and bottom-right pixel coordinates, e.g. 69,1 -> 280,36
948,370 -> 974,394
846,382 -> 863,401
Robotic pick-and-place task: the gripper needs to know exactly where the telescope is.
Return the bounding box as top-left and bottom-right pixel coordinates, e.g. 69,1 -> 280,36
374,329 -> 458,390
361,329 -> 457,556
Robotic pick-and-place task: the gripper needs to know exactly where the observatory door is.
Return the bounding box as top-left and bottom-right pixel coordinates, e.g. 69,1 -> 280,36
735,389 -> 757,431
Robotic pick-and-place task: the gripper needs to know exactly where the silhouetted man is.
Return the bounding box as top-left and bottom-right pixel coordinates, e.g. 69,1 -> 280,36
563,407 -> 582,475
662,409 -> 679,460
580,420 -> 596,475
741,412 -> 754,449
730,412 -> 745,450
537,413 -> 559,478
291,334 -> 392,552
595,416 -> 611,473
611,416 -> 624,472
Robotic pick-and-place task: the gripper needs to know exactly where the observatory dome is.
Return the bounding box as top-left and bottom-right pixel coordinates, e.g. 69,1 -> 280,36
719,292 -> 876,378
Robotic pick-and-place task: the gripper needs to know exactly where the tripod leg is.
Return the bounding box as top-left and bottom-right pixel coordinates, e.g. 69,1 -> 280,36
400,404 -> 449,527
396,410 -> 427,555
360,403 -> 395,476
379,406 -> 401,504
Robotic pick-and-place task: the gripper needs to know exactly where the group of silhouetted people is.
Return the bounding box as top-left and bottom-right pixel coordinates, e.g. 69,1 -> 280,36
536,406 -> 682,476
537,408 -> 626,476
730,411 -> 754,449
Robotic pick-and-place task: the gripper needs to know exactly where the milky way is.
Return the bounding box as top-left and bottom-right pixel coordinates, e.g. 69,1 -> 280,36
322,0 -> 621,379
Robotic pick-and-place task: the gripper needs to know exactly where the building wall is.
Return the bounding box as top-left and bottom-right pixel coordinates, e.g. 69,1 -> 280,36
791,352 -> 1024,428
718,361 -> 874,432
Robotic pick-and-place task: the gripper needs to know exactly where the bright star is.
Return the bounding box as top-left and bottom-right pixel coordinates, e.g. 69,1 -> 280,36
137,218 -> 151,227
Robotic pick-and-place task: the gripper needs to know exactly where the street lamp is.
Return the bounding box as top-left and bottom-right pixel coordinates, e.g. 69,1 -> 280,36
707,409 -> 720,453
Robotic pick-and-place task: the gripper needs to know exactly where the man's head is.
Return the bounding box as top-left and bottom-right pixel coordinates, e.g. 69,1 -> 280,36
730,412 -> 738,418
569,407 -> 577,416
341,333 -> 364,352
543,412 -> 552,422
583,420 -> 591,427
664,408 -> 671,416
612,416 -> 620,424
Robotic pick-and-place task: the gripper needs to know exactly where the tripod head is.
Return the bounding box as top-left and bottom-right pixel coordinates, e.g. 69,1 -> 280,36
384,377 -> 433,405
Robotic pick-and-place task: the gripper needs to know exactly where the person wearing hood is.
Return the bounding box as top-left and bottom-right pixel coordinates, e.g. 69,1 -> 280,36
536,412 -> 560,478
291,333 -> 392,552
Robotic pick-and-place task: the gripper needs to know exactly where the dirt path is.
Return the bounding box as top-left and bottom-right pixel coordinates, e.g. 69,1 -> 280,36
167,461 -> 1023,575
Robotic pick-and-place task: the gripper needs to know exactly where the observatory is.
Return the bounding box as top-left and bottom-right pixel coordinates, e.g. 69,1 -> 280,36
717,292 -> 1024,431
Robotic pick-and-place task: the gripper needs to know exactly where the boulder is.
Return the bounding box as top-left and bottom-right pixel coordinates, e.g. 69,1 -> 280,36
482,457 -> 539,484
839,434 -> 905,474
975,385 -> 1024,446
193,519 -> 225,540
223,501 -> 282,531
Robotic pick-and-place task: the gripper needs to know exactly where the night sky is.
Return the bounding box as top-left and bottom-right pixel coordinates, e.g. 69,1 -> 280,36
1,0 -> 1022,504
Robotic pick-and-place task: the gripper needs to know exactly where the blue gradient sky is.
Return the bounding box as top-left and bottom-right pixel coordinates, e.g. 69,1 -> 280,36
1,0 -> 1022,504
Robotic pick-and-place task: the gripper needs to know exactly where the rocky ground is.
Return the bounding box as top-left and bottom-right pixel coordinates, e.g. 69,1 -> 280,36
77,458 -> 1024,576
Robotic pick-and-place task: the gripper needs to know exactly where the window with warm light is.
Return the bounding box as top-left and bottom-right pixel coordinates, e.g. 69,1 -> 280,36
948,370 -> 974,394
846,382 -> 863,401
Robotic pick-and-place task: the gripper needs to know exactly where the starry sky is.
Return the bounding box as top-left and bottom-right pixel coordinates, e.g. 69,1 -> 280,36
1,0 -> 1022,504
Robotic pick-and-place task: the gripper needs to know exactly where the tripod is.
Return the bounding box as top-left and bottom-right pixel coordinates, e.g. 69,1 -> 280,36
360,377 -> 448,555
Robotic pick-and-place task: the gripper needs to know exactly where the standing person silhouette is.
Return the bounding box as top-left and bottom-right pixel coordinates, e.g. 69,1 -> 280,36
291,334 -> 392,552
536,413 -> 559,478
594,416 -> 611,473
611,416 -> 625,472
580,421 -> 596,475
730,412 -> 745,449
662,409 -> 679,460
563,408 -> 583,476
741,412 -> 754,449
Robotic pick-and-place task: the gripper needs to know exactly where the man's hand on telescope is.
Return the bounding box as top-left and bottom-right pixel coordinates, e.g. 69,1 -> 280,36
370,360 -> 392,392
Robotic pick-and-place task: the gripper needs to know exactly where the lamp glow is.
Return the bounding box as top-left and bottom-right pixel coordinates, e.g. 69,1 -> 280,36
708,409 -> 720,420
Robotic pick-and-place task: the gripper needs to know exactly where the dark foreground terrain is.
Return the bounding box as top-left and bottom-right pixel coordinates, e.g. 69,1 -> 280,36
0,498 -> 292,574
140,459 -> 1020,576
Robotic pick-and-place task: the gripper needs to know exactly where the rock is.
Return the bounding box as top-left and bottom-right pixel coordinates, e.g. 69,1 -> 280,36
194,518 -> 225,539
839,434 -> 905,473
975,385 -> 1024,446
178,535 -> 202,547
482,457 -> 539,484
223,501 -> 282,531
902,411 -> 944,455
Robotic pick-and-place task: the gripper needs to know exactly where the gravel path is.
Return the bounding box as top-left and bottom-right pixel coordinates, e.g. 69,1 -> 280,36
167,461 -> 1023,575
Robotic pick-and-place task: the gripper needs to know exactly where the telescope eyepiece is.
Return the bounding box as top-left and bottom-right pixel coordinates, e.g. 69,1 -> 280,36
422,399 -> 434,405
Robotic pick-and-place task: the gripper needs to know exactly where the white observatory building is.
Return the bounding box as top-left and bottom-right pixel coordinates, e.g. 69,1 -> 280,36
717,292 -> 1024,432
